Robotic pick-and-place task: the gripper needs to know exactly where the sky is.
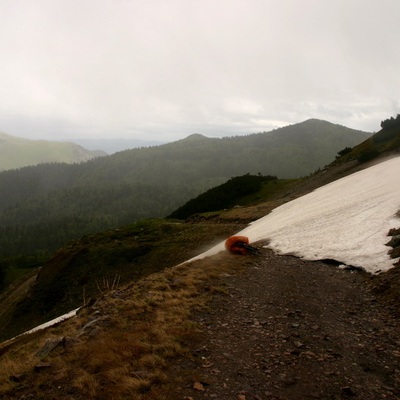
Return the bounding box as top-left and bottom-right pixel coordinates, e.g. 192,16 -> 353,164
191,156 -> 400,274
1,0 -> 400,142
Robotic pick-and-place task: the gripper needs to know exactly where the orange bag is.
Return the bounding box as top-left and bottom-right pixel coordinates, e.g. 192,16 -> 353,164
225,236 -> 251,255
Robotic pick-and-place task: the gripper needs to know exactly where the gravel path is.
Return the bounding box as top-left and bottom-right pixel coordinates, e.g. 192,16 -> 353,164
174,249 -> 400,400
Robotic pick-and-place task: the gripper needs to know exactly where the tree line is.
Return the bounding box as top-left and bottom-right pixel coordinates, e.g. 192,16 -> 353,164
380,114 -> 400,130
169,174 -> 277,220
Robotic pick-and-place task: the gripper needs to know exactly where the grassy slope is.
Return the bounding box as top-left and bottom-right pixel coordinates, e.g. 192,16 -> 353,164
0,178 -> 298,342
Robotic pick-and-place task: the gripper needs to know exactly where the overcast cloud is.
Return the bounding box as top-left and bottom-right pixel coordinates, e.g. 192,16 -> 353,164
1,0 -> 399,141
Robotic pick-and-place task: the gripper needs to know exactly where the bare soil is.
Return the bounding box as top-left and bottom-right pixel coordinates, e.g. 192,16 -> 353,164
171,248 -> 400,400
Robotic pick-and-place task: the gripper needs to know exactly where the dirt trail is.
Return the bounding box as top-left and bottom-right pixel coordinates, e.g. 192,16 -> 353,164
173,249 -> 400,400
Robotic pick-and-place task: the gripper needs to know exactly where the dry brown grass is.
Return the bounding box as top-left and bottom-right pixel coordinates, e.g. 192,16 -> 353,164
0,251 -> 246,399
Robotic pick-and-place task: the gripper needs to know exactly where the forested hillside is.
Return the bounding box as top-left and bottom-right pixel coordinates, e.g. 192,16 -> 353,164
0,132 -> 105,171
0,119 -> 369,265
169,174 -> 277,220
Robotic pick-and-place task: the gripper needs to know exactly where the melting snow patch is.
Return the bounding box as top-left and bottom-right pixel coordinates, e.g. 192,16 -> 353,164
5,308 -> 81,343
189,156 -> 400,274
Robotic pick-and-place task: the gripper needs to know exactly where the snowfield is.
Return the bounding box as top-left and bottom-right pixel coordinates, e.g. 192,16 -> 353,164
191,156 -> 400,274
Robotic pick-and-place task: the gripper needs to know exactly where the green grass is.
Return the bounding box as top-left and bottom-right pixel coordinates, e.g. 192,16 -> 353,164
238,178 -> 299,205
337,126 -> 400,164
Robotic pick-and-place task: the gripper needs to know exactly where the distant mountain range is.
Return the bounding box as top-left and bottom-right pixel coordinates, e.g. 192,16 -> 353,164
0,132 -> 106,172
0,119 -> 371,259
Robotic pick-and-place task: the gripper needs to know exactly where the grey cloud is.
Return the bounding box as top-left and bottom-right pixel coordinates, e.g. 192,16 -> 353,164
0,0 -> 399,140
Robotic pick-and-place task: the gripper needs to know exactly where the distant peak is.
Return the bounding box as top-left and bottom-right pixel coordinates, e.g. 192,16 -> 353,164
302,118 -> 330,124
184,133 -> 209,141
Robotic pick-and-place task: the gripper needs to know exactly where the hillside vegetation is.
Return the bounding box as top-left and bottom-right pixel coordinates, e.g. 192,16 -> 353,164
337,114 -> 400,163
2,107 -> 399,339
0,119 -> 369,267
0,117 -> 399,399
169,174 -> 278,220
0,174 -> 297,341
0,132 -> 105,172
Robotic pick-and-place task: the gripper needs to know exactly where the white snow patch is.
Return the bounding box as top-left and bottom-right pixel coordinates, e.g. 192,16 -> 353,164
24,308 -> 80,335
189,156 -> 400,274
5,308 -> 81,343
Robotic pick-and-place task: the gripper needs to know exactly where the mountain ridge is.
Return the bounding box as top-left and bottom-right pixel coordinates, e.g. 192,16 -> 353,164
0,119 -> 371,261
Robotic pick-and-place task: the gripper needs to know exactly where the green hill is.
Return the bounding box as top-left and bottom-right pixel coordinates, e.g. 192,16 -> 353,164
0,132 -> 106,172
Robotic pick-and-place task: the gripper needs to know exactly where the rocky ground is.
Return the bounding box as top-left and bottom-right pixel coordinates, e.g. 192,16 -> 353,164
171,247 -> 400,400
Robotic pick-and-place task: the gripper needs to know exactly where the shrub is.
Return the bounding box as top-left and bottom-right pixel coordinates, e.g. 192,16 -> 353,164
336,147 -> 352,158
